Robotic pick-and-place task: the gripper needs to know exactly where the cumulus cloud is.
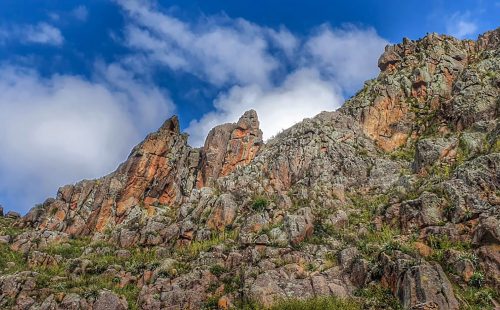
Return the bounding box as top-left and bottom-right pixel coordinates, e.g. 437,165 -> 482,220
117,0 -> 388,146
0,65 -> 174,213
117,0 -> 295,86
305,24 -> 388,93
186,68 -> 344,145
446,12 -> 478,39
1,1 -> 389,212
0,22 -> 64,46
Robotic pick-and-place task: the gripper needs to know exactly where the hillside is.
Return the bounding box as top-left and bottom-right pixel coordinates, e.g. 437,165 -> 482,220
0,28 -> 499,309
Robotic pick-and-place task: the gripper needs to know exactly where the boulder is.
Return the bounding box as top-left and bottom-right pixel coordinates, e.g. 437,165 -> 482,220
285,207 -> 314,245
93,290 -> 128,310
413,137 -> 457,172
400,192 -> 444,232
206,194 -> 237,231
5,211 -> 21,219
473,216 -> 500,246
59,293 -> 90,309
339,247 -> 359,270
477,245 -> 500,288
397,262 -> 459,310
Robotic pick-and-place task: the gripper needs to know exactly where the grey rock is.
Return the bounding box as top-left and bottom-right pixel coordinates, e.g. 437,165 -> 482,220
339,247 -> 359,270
397,262 -> 459,310
473,216 -> 500,246
93,290 -> 128,310
0,235 -> 11,244
413,137 -> 457,172
5,211 -> 21,219
285,207 -> 314,245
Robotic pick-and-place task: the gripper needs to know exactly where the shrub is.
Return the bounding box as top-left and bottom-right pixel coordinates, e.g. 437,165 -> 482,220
251,197 -> 269,212
469,272 -> 485,288
209,264 -> 227,277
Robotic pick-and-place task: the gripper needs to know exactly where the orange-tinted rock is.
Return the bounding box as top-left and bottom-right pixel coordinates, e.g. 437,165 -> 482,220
218,296 -> 231,309
414,242 -> 432,257
198,110 -> 263,187
360,96 -> 410,151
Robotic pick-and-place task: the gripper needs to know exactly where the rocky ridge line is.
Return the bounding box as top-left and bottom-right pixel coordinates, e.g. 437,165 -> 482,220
0,28 -> 499,309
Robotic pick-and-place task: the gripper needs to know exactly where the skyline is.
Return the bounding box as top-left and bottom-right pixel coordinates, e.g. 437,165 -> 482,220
1,0 -> 499,213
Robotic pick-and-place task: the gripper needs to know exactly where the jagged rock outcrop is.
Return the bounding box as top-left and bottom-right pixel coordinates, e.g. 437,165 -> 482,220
18,112 -> 263,238
198,109 -> 263,187
345,29 -> 499,151
1,28 -> 499,310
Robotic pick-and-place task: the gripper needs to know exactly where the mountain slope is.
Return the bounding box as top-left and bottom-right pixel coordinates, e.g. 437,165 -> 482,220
0,28 -> 499,309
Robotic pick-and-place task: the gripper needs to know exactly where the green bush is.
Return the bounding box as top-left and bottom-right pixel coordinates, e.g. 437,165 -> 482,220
209,264 -> 227,277
251,197 -> 269,212
469,272 -> 485,288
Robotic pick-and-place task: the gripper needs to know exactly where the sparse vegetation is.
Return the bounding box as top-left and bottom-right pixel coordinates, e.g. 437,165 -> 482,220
355,285 -> 403,309
177,229 -> 239,260
269,296 -> 361,310
389,146 -> 415,162
209,264 -> 227,277
251,196 -> 269,212
455,285 -> 499,310
427,235 -> 472,264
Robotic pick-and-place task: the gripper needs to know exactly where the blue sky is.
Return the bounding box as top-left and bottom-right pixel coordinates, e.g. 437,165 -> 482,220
0,0 -> 498,214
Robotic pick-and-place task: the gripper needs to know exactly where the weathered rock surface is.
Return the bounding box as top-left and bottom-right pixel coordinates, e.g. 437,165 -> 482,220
1,28 -> 499,309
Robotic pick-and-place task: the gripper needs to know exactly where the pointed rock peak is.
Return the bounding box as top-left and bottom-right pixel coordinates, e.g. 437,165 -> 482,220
235,109 -> 263,140
158,115 -> 180,134
237,109 -> 259,128
128,115 -> 182,158
197,110 -> 263,187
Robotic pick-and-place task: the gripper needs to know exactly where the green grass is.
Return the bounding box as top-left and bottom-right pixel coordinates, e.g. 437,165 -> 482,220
44,237 -> 91,259
468,272 -> 485,288
389,146 -> 415,162
209,264 -> 227,277
426,235 -> 471,264
269,296 -> 361,310
355,285 -> 403,309
84,247 -> 160,275
176,229 -> 238,260
0,217 -> 25,238
455,285 -> 499,310
0,244 -> 27,274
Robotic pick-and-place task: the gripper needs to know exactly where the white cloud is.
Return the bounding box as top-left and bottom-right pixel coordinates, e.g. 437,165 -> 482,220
1,1 -> 390,212
0,22 -> 64,46
186,68 -> 344,145
0,65 -> 174,213
72,5 -> 89,21
116,1 -> 388,146
305,24 -> 388,93
25,23 -> 64,45
446,12 -> 478,39
117,0 -> 283,86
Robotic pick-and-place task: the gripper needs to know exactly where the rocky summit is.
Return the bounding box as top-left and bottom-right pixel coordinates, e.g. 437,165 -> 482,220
1,28 -> 499,310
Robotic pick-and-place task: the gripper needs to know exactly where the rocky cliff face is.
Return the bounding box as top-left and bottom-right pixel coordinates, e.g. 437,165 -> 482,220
0,29 -> 499,310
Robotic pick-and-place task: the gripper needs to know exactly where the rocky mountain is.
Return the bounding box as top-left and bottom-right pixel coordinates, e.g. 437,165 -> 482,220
0,28 -> 499,310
